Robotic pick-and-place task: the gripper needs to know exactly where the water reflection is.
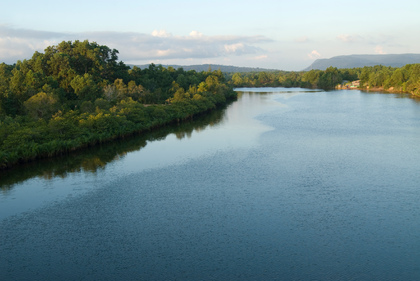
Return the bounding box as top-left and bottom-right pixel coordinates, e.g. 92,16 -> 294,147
0,105 -> 227,193
2,88 -> 416,195
2,88 -> 420,280
234,87 -> 321,93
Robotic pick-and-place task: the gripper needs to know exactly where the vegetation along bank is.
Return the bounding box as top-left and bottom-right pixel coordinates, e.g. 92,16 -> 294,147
2,40 -> 420,169
227,65 -> 420,96
0,41 -> 236,169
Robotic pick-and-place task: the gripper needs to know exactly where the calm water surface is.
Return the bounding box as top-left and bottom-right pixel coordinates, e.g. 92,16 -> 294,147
1,88 -> 420,280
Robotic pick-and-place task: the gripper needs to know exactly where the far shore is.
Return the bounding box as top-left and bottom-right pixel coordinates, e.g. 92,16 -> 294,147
337,85 -> 420,98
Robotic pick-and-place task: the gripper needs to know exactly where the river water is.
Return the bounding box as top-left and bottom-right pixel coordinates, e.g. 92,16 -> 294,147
1,88 -> 420,280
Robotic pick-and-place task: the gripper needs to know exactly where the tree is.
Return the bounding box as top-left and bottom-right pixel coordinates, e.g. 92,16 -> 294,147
0,63 -> 12,94
127,80 -> 144,100
231,73 -> 243,86
168,88 -> 190,103
258,72 -> 270,85
317,67 -> 342,89
359,67 -> 371,87
24,92 -> 59,119
176,74 -> 188,89
47,52 -> 75,92
302,70 -> 321,88
0,63 -> 13,116
70,74 -> 101,101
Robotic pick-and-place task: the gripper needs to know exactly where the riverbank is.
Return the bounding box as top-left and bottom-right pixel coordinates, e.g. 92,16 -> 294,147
0,93 -> 237,171
342,86 -> 420,98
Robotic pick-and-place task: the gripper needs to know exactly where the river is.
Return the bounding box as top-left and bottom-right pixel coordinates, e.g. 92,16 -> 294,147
1,88 -> 420,280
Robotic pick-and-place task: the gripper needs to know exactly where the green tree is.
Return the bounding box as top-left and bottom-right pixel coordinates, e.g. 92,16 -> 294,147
23,92 -> 59,119
0,63 -> 13,115
70,73 -> 101,101
231,73 -> 243,86
168,87 -> 190,103
359,67 -> 371,87
302,70 -> 321,88
317,67 -> 342,89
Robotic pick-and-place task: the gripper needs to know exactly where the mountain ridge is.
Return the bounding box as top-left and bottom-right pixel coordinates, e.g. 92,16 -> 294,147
304,54 -> 420,71
128,64 -> 280,73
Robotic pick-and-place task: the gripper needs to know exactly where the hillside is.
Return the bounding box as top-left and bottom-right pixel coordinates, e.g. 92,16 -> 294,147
129,64 -> 279,73
304,54 -> 420,71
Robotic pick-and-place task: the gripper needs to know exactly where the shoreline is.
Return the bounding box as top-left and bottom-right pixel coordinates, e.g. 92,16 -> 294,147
0,96 -> 237,171
338,86 -> 420,98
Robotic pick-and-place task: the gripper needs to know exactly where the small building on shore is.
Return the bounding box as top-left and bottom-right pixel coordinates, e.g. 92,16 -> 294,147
350,80 -> 360,88
337,80 -> 360,89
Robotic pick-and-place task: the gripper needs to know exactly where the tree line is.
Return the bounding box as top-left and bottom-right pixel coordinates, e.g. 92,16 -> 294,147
227,65 -> 420,96
0,40 -> 236,169
227,67 -> 358,89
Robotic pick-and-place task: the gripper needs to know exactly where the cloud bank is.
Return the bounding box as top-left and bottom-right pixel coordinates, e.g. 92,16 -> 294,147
0,25 -> 272,64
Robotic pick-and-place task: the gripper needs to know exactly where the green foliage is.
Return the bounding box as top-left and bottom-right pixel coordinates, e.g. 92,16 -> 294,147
352,64 -> 420,94
24,92 -> 59,119
226,64 -> 420,93
317,67 -> 342,90
0,41 -> 237,169
70,73 -> 101,101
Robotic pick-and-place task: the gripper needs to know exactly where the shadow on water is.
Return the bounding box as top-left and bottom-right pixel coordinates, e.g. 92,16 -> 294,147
2,89 -> 418,194
0,104 -> 229,193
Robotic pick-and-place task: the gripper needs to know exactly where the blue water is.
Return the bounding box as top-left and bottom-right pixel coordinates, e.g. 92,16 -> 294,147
1,89 -> 420,280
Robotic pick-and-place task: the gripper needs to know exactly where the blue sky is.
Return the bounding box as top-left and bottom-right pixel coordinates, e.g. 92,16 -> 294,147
1,0 -> 419,70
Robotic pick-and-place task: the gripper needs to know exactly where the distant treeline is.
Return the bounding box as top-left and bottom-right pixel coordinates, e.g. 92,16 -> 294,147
227,67 -> 355,89
227,65 -> 420,96
0,40 -> 236,169
129,64 -> 279,73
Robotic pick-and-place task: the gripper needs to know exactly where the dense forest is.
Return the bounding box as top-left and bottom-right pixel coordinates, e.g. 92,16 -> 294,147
227,65 -> 420,96
0,40 -> 236,169
2,40 -> 420,169
227,67 -> 356,89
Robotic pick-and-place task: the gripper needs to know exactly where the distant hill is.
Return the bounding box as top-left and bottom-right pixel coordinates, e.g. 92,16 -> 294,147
304,54 -> 420,71
128,64 -> 280,73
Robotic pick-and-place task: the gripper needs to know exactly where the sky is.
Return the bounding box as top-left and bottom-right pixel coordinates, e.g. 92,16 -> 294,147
1,0 -> 420,70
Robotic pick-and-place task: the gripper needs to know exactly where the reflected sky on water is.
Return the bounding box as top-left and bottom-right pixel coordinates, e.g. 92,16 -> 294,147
1,88 -> 420,280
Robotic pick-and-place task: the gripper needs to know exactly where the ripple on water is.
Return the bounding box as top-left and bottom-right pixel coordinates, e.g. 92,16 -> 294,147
1,90 -> 420,280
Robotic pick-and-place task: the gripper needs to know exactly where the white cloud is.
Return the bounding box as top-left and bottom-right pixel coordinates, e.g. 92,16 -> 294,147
337,34 -> 362,43
374,45 -> 386,54
308,50 -> 321,59
0,37 -> 56,62
189,31 -> 203,38
156,49 -> 173,57
0,26 -> 272,64
224,43 -> 244,53
294,36 -> 309,43
151,30 -> 172,38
